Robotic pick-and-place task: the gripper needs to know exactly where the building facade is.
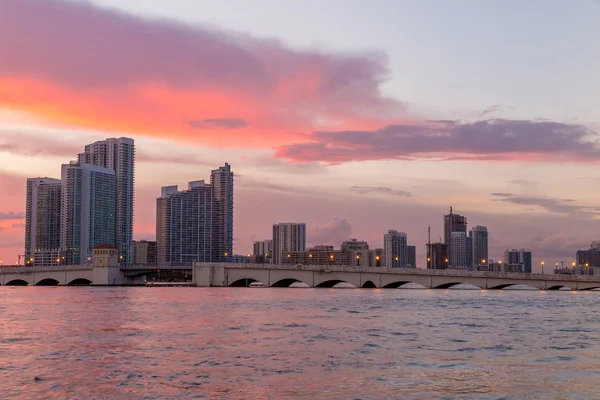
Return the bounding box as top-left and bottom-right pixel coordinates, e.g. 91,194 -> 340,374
253,240 -> 273,257
471,225 -> 488,267
134,240 -> 157,265
25,178 -> 62,266
210,163 -> 234,263
60,162 -> 117,265
272,223 -> 306,264
426,242 -> 449,269
341,239 -> 369,252
78,137 -> 135,263
576,244 -> 600,268
156,181 -> 215,264
384,230 -> 408,268
406,245 -> 416,268
444,207 -> 467,264
450,232 -> 468,268
503,249 -> 532,273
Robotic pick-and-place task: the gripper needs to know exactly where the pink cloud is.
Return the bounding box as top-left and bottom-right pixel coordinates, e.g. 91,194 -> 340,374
0,0 -> 400,147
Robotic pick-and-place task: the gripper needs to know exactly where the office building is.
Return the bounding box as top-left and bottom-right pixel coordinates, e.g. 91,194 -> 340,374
471,225 -> 488,266
384,230 -> 407,268
444,207 -> 467,263
426,242 -> 449,269
576,243 -> 600,267
25,178 -> 62,266
134,240 -> 157,265
407,245 -> 416,268
210,163 -> 234,263
156,181 -> 215,264
78,137 -> 135,263
450,232 -> 468,268
503,249 -> 532,273
272,223 -> 306,264
253,240 -> 273,257
60,162 -> 117,265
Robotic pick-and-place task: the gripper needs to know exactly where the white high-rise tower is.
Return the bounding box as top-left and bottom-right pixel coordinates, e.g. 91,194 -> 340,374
78,137 -> 135,263
272,223 -> 306,264
25,178 -> 62,266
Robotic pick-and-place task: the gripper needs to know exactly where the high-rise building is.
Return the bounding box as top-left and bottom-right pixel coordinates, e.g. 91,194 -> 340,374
406,245 -> 416,268
444,207 -> 467,265
60,162 -> 117,265
156,181 -> 215,264
253,240 -> 273,257
503,249 -> 532,273
450,232 -> 468,268
272,223 -> 306,264
25,178 -> 62,266
471,225 -> 488,266
134,240 -> 157,265
78,137 -> 135,263
384,230 -> 407,268
426,242 -> 449,269
210,163 -> 234,263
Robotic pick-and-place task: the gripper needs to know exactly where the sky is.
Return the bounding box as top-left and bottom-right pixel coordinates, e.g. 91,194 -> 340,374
0,0 -> 599,270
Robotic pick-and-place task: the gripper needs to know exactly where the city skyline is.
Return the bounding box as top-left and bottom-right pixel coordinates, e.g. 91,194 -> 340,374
1,0 -> 599,271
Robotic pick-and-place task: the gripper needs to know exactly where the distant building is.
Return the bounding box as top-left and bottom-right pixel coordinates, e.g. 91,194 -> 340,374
272,223 -> 306,264
503,249 -> 532,273
426,242 -> 449,269
61,162 -> 117,265
384,230 -> 408,268
374,248 -> 383,267
341,239 -> 369,252
450,232 -> 468,268
156,181 -> 215,264
576,243 -> 600,267
471,225 -> 488,266
282,245 -> 348,266
466,233 -> 473,268
406,245 -> 416,268
78,137 -> 135,263
253,240 -> 273,257
25,178 -> 62,266
444,207 -> 467,263
134,240 -> 157,265
210,163 -> 234,263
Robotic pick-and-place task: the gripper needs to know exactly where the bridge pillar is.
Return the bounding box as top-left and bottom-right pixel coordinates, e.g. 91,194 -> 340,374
193,263 -> 226,287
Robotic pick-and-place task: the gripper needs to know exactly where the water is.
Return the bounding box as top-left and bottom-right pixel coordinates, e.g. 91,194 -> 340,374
1,287 -> 600,399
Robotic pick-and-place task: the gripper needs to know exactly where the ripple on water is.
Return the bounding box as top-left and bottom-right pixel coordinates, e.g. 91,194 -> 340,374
1,288 -> 600,399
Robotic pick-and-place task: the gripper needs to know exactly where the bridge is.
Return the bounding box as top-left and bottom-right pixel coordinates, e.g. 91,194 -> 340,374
193,263 -> 600,290
2,262 -> 600,290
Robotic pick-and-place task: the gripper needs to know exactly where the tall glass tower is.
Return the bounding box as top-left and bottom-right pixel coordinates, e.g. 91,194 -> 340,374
78,137 -> 135,264
25,178 -> 62,266
61,162 -> 117,265
210,163 -> 234,262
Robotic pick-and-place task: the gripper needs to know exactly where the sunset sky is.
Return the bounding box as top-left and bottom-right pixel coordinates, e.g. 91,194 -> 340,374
1,0 -> 599,270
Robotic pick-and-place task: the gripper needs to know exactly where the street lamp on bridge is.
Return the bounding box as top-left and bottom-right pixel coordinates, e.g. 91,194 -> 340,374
541,261 -> 544,274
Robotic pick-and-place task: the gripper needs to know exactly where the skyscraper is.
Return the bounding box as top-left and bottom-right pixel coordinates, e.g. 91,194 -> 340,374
444,207 -> 467,266
25,178 -> 62,266
450,232 -> 467,268
210,163 -> 234,262
156,181 -> 215,264
272,223 -> 306,264
61,162 -> 117,265
471,225 -> 488,266
78,137 -> 135,263
253,240 -> 273,257
384,230 -> 408,268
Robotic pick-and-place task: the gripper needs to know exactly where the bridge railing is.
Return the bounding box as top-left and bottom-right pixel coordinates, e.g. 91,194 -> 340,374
0,265 -> 93,274
193,262 -> 600,282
